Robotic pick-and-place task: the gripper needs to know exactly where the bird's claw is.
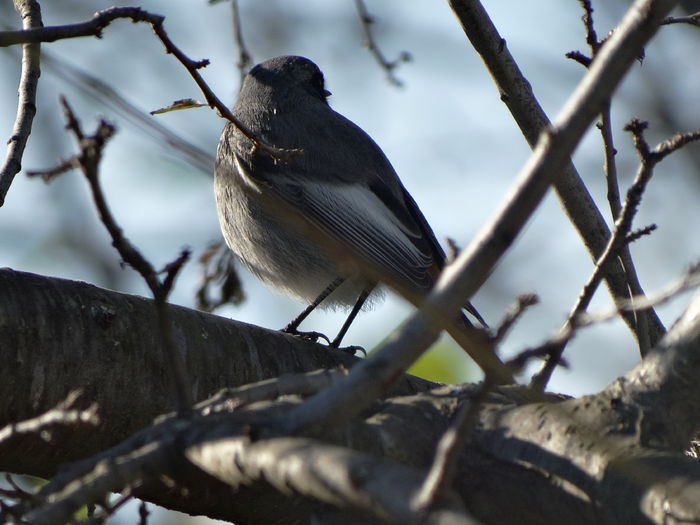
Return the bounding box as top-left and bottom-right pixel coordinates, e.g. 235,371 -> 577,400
337,344 -> 366,356
282,327 -> 332,345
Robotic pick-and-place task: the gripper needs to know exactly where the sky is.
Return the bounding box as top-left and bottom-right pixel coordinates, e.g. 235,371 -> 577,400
2,0 -> 699,397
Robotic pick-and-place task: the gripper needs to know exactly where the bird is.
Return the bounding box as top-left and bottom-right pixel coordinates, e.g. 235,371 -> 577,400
214,55 -> 486,349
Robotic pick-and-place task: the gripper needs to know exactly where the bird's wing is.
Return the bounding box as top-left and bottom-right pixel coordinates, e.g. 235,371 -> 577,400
269,177 -> 436,291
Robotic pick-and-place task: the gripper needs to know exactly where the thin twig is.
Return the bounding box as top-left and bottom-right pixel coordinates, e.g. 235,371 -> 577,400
28,97 -> 194,413
579,262 -> 700,326
137,501 -> 149,525
413,380 -> 493,510
531,121 -> 700,390
0,0 -> 42,206
661,10 -> 700,26
0,390 -> 99,446
573,2 -> 624,220
78,489 -> 134,525
570,0 -> 653,357
231,0 -> 252,86
0,6 -> 298,161
625,223 -> 657,244
354,0 -> 410,87
414,339 -> 557,510
493,293 -> 539,344
196,368 -> 347,415
579,0 -> 600,53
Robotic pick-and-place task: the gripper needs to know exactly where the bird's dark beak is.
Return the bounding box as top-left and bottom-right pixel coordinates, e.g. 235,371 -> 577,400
323,89 -> 332,97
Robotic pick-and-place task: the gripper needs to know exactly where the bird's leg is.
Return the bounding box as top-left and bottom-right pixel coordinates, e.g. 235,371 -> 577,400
283,277 -> 345,344
331,284 -> 375,353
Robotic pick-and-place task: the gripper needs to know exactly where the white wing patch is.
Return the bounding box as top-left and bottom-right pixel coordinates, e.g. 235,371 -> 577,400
233,152 -> 263,193
300,182 -> 433,287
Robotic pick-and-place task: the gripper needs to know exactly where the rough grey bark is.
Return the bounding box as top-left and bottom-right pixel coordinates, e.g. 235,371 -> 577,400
2,269 -> 700,524
0,269 -> 433,478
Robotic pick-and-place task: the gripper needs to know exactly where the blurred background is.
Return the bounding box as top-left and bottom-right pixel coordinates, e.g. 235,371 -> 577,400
1,1 -> 699,520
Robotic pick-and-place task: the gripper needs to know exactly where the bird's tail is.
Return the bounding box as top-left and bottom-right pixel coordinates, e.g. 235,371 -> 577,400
464,301 -> 488,328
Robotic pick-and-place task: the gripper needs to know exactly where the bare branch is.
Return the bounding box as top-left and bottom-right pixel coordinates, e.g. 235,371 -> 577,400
625,223 -> 657,244
579,262 -> 700,326
568,2 -> 654,364
0,6 -> 298,161
0,0 -> 42,206
354,0 -> 411,87
493,293 -> 539,344
187,435 -> 475,524
661,10 -> 700,26
569,2 -> 650,360
28,97 -> 194,413
0,390 -> 99,447
531,120 -> 699,389
448,0 -> 666,350
231,0 -> 252,85
196,368 -> 348,415
413,380 -> 494,511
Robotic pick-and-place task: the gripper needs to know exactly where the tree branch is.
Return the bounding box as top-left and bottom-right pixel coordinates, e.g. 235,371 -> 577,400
0,0 -> 42,206
3,267 -> 700,524
0,6 -> 298,161
448,0 -> 667,351
354,0 -> 411,87
531,119 -> 699,389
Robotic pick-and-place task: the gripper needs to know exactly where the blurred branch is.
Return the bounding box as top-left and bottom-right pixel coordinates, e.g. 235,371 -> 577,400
0,0 -> 41,207
195,240 -> 244,311
15,40 -> 214,174
661,10 -> 700,25
354,0 -> 411,87
0,390 -> 99,447
231,0 -> 252,85
493,293 -> 539,344
449,0 -> 667,352
0,6 -> 298,161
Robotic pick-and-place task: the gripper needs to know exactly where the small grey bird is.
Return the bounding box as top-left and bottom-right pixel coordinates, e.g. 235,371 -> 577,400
215,56 -> 485,348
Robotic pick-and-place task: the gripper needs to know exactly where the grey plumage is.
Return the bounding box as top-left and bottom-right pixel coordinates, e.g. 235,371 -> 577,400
214,56 -> 484,345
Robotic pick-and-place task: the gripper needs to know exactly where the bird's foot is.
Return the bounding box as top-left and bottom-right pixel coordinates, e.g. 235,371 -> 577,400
335,344 -> 366,357
282,326 -> 332,345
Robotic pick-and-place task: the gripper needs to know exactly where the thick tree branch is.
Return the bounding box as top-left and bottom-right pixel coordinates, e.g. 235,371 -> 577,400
0,269 -> 434,476
2,267 -> 700,524
29,97 -> 195,413
187,436 -> 475,525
